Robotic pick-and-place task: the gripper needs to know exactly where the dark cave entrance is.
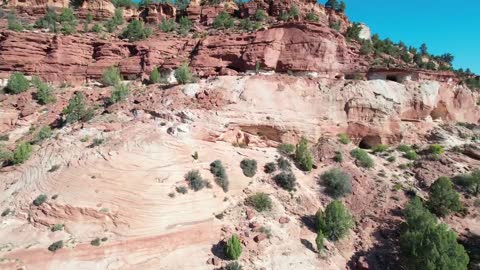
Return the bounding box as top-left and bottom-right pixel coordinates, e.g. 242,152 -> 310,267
359,135 -> 382,149
386,75 -> 399,82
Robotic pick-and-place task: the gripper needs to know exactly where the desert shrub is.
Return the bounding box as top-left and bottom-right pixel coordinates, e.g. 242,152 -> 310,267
34,126 -> 52,144
277,157 -> 291,171
91,238 -> 101,246
174,64 -> 193,84
109,83 -> 129,104
372,144 -> 388,153
112,0 -> 137,8
295,137 -> 313,171
289,5 -> 300,19
2,208 -> 11,217
213,11 -> 234,29
176,186 -> 188,194
360,40 -> 373,55
277,143 -> 295,155
225,261 -> 243,270
240,159 -> 257,177
320,168 -> 352,198
338,133 -> 350,144
192,151 -> 199,160
254,9 -> 267,21
397,144 -> 412,153
428,144 -> 444,155
403,150 -> 418,161
159,18 -> 176,33
330,21 -> 341,31
315,231 -> 324,252
0,145 -> 13,166
264,162 -> 276,174
387,156 -> 396,163
5,72 -> 29,94
350,148 -> 374,168
35,9 -> 58,32
7,12 -> 23,32
333,151 -> 343,162
305,11 -> 318,22
91,23 -> 102,33
185,170 -> 205,191
12,143 -> 32,165
454,170 -> 480,195
247,192 -> 272,212
102,66 -> 122,86
274,172 -> 296,191
279,11 -> 289,21
48,240 -> 64,252
400,197 -> 469,270
239,18 -> 261,31
427,176 -> 462,217
225,234 -> 242,260
178,16 -> 192,35
120,20 -> 152,41
315,200 -> 353,241
149,67 -> 161,84
51,224 -> 64,232
345,22 -> 362,41
35,81 -> 56,105
210,160 -> 229,192
33,194 -> 48,206
62,92 -> 94,124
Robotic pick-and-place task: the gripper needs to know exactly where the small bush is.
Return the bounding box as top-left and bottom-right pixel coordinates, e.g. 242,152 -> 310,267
387,156 -> 396,163
274,172 -> 296,191
239,18 -> 261,31
240,159 -> 257,177
34,126 -> 53,144
120,20 -> 152,41
192,151 -> 199,160
350,148 -> 374,168
33,194 -> 48,206
91,238 -> 101,246
247,192 -> 272,212
174,64 -> 193,84
397,144 -> 412,153
427,176 -> 462,217
338,133 -> 350,144
5,72 -> 29,94
51,224 -> 64,232
12,142 -> 32,165
48,240 -> 63,252
213,11 -> 234,29
320,168 -> 352,198
35,80 -> 56,105
254,9 -> 267,21
295,137 -> 313,171
225,261 -> 243,270
149,67 -> 161,84
277,143 -> 295,155
178,16 -> 192,35
225,234 -> 242,260
210,160 -> 229,192
333,151 -> 343,162
315,231 -> 324,252
101,66 -> 122,87
305,11 -> 318,22
176,186 -> 188,194
159,18 -> 176,33
264,162 -> 276,174
277,157 -> 291,171
454,169 -> 480,195
109,83 -> 129,104
428,144 -> 444,155
315,200 -> 353,241
2,208 -> 11,217
91,23 -> 102,33
62,92 -> 94,124
372,144 -> 388,153
7,12 -> 24,32
403,150 -> 418,161
185,170 -> 205,191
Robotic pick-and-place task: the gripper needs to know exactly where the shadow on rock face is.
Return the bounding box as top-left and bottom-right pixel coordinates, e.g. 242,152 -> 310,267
300,238 -> 316,253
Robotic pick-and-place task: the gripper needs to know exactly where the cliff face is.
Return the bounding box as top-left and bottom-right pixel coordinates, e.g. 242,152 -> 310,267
0,21 -> 365,83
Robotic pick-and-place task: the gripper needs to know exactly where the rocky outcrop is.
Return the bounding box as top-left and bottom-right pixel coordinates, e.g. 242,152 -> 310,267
192,22 -> 366,77
77,0 -> 116,20
0,22 -> 365,83
6,0 -> 69,9
139,3 -> 176,24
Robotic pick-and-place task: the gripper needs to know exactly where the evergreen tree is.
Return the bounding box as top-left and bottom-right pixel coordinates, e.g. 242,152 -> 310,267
225,234 -> 242,260
295,137 -> 313,172
315,200 -> 353,241
427,177 -> 462,217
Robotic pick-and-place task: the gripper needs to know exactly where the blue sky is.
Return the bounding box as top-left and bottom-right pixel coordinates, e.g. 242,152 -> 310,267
333,0 -> 480,73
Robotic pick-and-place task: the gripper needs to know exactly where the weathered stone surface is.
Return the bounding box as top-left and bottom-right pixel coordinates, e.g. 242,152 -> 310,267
139,3 -> 176,24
